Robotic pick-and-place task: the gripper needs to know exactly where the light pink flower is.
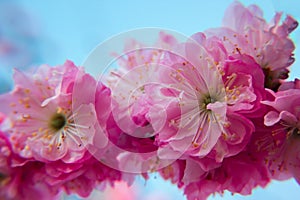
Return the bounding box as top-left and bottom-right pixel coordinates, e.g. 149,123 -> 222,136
0,60 -> 110,162
262,87 -> 300,183
106,31 -> 178,135
205,1 -> 298,90
101,32 -> 181,172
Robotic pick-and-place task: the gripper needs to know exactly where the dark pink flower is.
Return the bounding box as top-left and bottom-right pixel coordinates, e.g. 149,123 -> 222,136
45,154 -> 122,198
183,151 -> 269,200
0,129 -> 61,200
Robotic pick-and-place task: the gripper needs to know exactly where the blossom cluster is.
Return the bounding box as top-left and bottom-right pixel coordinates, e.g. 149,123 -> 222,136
0,1 -> 299,200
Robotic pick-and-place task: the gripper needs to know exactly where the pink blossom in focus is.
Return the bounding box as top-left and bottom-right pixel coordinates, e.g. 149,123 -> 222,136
149,43 -> 228,160
0,60 -> 110,163
150,41 -> 264,164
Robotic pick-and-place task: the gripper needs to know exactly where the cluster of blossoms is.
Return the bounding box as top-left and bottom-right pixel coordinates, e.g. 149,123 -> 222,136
0,1 -> 299,200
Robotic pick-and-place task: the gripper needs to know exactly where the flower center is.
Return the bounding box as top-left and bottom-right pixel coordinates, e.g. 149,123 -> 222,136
201,94 -> 215,110
49,113 -> 67,131
291,127 -> 300,137
263,67 -> 288,91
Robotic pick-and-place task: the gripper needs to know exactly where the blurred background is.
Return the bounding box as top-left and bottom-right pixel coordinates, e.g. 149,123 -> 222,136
0,0 -> 299,199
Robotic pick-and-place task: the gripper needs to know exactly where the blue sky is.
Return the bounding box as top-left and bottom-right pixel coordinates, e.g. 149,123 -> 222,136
13,0 -> 300,78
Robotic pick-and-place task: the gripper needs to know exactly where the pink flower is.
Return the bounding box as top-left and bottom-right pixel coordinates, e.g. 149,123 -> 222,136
193,32 -> 267,117
150,55 -> 228,159
0,165 -> 61,200
262,87 -> 300,183
0,60 -> 110,162
0,129 -> 61,200
46,155 -> 122,198
183,151 -> 269,200
180,127 -> 271,200
158,145 -> 269,200
100,112 -> 161,173
151,41 -> 263,163
106,31 -> 178,135
205,1 -> 298,90
101,32 -> 180,172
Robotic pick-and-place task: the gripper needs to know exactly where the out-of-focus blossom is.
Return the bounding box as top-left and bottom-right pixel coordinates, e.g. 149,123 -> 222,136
262,86 -> 300,184
0,129 -> 61,200
182,150 -> 270,200
158,135 -> 270,200
106,31 -> 178,135
43,153 -> 122,198
205,1 -> 298,91
102,32 -> 180,173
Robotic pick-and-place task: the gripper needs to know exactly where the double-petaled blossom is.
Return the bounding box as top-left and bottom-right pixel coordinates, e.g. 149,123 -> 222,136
0,60 -> 110,163
182,150 -> 270,200
106,31 -> 178,135
261,80 -> 300,184
158,139 -> 270,200
205,1 -> 298,91
0,126 -> 61,200
42,152 -> 122,198
150,37 -> 265,165
0,130 -> 121,200
0,61 -> 122,199
103,32 -> 180,172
